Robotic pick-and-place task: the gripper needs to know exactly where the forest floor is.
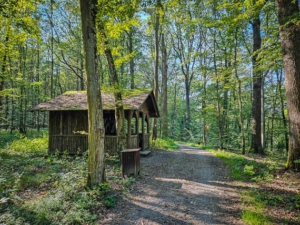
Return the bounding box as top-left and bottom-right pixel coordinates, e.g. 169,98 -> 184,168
101,145 -> 244,224
1,136 -> 299,224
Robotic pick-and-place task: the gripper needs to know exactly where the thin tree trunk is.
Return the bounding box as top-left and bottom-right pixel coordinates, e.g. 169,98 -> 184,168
152,0 -> 160,142
98,24 -> 127,152
0,36 -> 9,124
19,45 -> 27,134
261,77 -> 265,148
80,0 -> 105,187
161,32 -> 168,138
270,78 -> 278,151
234,30 -> 246,154
185,77 -> 191,132
37,46 -> 40,131
171,83 -> 177,139
276,69 -> 288,153
50,0 -> 54,98
223,55 -> 230,146
128,28 -> 135,89
213,33 -> 223,149
202,72 -> 207,146
251,16 -> 264,154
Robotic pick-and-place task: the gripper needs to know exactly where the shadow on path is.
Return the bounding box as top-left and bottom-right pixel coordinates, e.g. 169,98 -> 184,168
103,145 -> 243,225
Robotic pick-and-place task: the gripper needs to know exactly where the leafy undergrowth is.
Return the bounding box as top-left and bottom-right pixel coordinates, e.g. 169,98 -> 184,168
0,130 -> 135,225
176,141 -> 214,150
208,149 -> 300,225
153,137 -> 179,150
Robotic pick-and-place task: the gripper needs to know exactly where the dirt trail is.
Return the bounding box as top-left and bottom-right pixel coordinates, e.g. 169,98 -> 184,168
103,145 -> 243,224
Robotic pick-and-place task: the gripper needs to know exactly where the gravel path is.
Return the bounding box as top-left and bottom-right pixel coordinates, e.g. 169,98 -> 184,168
103,145 -> 243,224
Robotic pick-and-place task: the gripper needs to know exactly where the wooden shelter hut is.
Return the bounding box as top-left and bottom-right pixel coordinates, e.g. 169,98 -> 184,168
30,89 -> 159,155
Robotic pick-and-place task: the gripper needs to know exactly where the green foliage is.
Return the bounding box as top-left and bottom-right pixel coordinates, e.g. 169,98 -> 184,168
9,135 -> 48,154
244,165 -> 255,176
0,130 -> 125,224
242,209 -> 271,225
154,137 -> 179,150
211,149 -> 300,224
241,190 -> 271,225
123,177 -> 135,189
104,194 -> 117,208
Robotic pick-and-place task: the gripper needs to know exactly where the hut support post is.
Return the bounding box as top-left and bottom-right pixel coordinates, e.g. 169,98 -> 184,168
49,112 -> 52,153
127,111 -> 133,148
146,114 -> 149,133
142,112 -> 145,151
147,114 -> 150,148
60,111 -> 63,135
135,110 -> 140,149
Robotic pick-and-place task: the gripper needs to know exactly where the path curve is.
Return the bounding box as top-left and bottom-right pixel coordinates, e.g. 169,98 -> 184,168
103,145 -> 243,224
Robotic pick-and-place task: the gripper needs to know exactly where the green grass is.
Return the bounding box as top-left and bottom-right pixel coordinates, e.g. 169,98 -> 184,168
176,141 -> 214,150
0,130 -> 135,225
154,137 -> 179,150
207,149 -> 275,224
241,190 -> 271,225
242,210 -> 271,225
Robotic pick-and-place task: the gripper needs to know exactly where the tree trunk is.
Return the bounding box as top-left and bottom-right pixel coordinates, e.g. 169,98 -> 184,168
213,33 -> 223,149
161,32 -> 168,138
170,83 -> 177,139
152,0 -> 160,142
50,0 -> 54,98
0,36 -> 9,124
37,46 -> 40,131
234,30 -> 246,154
105,49 -> 127,152
128,28 -> 135,89
98,24 -> 127,153
80,0 -> 105,187
19,45 -> 27,135
185,77 -> 191,132
251,16 -> 264,154
276,69 -> 289,152
223,55 -> 230,146
202,72 -> 207,146
276,0 -> 300,170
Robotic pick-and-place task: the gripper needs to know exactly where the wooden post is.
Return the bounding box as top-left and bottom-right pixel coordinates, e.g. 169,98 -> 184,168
146,114 -> 150,149
60,111 -> 63,135
127,111 -> 133,148
146,113 -> 150,133
135,110 -> 139,148
49,111 -> 53,154
142,112 -> 145,151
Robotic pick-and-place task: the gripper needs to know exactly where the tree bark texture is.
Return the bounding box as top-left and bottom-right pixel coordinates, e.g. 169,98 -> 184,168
80,0 -> 105,187
152,0 -> 160,142
0,36 -> 9,123
161,33 -> 168,138
128,28 -> 135,89
275,0 -> 300,170
202,73 -> 207,146
277,70 -> 289,153
213,33 -> 223,149
234,31 -> 246,154
251,16 -> 264,154
98,24 -> 127,153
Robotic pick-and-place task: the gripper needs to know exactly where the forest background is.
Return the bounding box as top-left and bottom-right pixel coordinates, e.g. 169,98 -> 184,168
0,0 -> 293,163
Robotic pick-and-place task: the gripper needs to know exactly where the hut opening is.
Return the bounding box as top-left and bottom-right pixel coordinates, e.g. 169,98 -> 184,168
30,89 -> 159,155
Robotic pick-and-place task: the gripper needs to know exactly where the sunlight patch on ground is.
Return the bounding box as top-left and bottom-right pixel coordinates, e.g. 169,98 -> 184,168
154,177 -> 234,197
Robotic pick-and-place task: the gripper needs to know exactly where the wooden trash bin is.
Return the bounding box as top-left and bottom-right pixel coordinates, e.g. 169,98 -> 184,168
121,148 -> 140,178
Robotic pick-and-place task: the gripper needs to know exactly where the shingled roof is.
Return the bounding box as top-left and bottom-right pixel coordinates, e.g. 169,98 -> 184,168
30,89 -> 159,118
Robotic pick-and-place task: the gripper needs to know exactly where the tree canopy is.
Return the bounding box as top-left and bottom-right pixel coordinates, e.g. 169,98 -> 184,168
0,0 -> 299,170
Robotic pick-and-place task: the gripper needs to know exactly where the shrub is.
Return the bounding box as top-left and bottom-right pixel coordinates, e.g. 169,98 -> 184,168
154,137 -> 179,150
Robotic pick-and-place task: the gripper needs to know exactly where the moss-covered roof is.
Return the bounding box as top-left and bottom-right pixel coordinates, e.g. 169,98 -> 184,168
30,89 -> 159,118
